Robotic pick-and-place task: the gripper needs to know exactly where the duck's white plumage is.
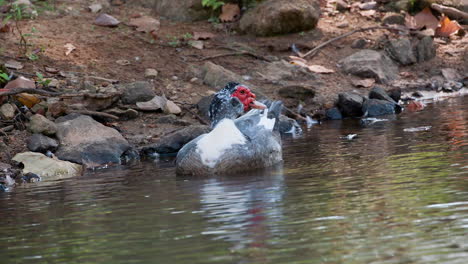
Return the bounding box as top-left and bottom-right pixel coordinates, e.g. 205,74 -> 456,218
196,119 -> 247,168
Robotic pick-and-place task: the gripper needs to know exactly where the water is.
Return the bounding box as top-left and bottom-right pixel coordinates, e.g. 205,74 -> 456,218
1,96 -> 467,264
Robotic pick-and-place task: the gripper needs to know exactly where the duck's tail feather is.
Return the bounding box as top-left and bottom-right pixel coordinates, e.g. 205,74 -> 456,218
267,101 -> 283,131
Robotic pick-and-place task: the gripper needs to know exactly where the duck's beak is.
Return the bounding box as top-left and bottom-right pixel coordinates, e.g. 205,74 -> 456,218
250,100 -> 267,110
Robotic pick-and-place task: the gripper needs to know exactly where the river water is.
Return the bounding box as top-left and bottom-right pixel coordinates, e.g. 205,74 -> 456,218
1,96 -> 467,264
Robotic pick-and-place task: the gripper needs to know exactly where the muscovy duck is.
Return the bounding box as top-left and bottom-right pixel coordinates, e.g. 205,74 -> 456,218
176,82 -> 283,175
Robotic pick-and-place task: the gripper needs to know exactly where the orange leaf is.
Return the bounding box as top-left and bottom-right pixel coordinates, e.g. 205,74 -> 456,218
219,4 -> 240,22
435,16 -> 461,37
405,7 -> 439,30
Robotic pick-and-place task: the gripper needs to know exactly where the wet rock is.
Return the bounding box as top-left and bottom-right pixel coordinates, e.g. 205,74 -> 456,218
121,81 -> 156,104
441,68 -> 461,81
28,114 -> 57,136
26,134 -> 59,153
156,115 -> 192,126
136,95 -> 166,111
362,99 -> 396,117
151,0 -> 210,22
145,68 -> 158,78
369,86 -> 397,104
385,38 -> 417,65
12,152 -> 82,180
104,108 -> 139,120
337,92 -> 365,117
278,115 -> 302,135
387,87 -> 402,102
351,38 -> 368,49
340,50 -> 398,84
415,36 -> 436,62
382,13 -> 405,25
94,13 -> 120,27
0,103 -> 16,120
326,107 -> 343,120
165,100 -> 182,115
55,115 -> 134,165
239,0 -> 321,36
141,125 -> 210,156
278,85 -> 316,102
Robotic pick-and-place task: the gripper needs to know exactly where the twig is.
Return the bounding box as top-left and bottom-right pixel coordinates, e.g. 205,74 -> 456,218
0,125 -> 14,133
300,26 -> 409,59
66,110 -> 119,120
283,106 -> 307,122
431,3 -> 468,20
0,88 -> 63,97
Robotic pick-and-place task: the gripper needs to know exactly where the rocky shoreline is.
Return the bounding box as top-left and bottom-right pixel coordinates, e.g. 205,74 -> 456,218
1,0 -> 467,190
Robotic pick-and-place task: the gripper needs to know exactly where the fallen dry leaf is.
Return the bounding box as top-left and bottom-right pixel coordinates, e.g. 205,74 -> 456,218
16,93 -> 41,108
435,16 -> 462,37
289,56 -> 308,64
94,13 -> 120,27
189,40 -> 204,50
44,67 -> 59,74
308,65 -> 335,74
5,60 -> 23,70
193,31 -> 215,40
351,78 -> 375,88
0,20 -> 11,33
116,60 -> 130,66
405,7 -> 439,30
64,43 -> 76,56
359,10 -> 376,18
219,3 -> 240,22
406,101 -> 425,112
128,16 -> 160,33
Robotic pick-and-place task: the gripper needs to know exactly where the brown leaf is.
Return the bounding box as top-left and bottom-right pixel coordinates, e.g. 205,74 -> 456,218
406,101 -> 425,112
0,20 -> 11,33
189,40 -> 204,50
219,3 -> 240,22
193,31 -> 215,40
128,16 -> 160,33
308,65 -> 335,74
351,78 -> 375,88
64,43 -> 76,56
405,7 -> 439,30
435,16 -> 461,37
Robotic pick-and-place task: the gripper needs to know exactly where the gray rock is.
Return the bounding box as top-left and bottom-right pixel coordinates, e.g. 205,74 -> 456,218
387,87 -> 402,102
26,134 -> 59,153
385,38 -> 417,65
340,50 -> 398,84
55,115 -> 134,165
337,92 -> 365,117
415,36 -> 436,63
104,108 -> 139,120
326,107 -> 343,120
278,115 -> 302,135
164,100 -> 182,115
382,13 -> 405,25
140,125 -> 210,156
156,115 -> 192,126
151,0 -> 210,22
369,86 -> 397,104
278,85 -> 316,102
136,95 -> 166,111
196,94 -> 215,120
121,81 -> 156,104
202,62 -> 242,89
261,60 -> 319,83
12,152 -> 82,180
0,103 -> 16,120
362,99 -> 396,117
145,68 -> 158,78
28,114 -> 57,136
94,13 -> 120,27
239,0 -> 321,36
351,38 -> 367,49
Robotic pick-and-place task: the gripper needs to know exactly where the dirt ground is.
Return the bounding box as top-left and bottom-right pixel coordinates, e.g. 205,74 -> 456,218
0,0 -> 467,164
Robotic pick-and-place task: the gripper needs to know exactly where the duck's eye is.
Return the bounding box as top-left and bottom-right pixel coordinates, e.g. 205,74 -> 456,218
240,90 -> 245,94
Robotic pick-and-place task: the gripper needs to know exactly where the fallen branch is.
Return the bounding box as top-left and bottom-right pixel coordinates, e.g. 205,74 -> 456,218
0,88 -> 63,97
66,110 -> 119,120
431,3 -> 468,21
300,26 -> 409,59
283,106 -> 307,122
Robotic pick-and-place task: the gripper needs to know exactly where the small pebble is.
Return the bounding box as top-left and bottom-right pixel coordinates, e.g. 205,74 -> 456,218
171,76 -> 178,81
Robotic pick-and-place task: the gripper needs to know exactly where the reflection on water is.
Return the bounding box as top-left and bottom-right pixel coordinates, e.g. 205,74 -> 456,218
0,96 -> 467,264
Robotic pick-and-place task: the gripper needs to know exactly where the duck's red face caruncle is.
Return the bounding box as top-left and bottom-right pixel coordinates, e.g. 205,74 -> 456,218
231,85 -> 266,112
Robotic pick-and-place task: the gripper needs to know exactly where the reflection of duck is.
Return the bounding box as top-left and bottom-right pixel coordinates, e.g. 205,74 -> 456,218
176,82 -> 283,175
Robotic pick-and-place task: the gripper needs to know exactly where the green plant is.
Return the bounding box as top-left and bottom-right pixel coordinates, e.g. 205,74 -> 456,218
202,0 -> 225,11
0,72 -> 10,83
27,53 -> 39,61
35,72 -> 51,87
182,32 -> 193,40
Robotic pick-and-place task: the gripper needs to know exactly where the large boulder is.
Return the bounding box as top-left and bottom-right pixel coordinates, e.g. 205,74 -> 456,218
337,92 -> 365,117
55,115 -> 133,165
362,99 -> 396,117
340,50 -> 398,84
239,0 -> 321,36
150,0 -> 210,22
140,125 -> 210,156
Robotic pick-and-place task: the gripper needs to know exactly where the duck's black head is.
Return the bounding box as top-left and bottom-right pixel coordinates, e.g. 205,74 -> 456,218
209,82 -> 266,127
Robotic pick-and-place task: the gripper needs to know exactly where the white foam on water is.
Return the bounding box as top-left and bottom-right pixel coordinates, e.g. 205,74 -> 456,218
196,119 -> 246,168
